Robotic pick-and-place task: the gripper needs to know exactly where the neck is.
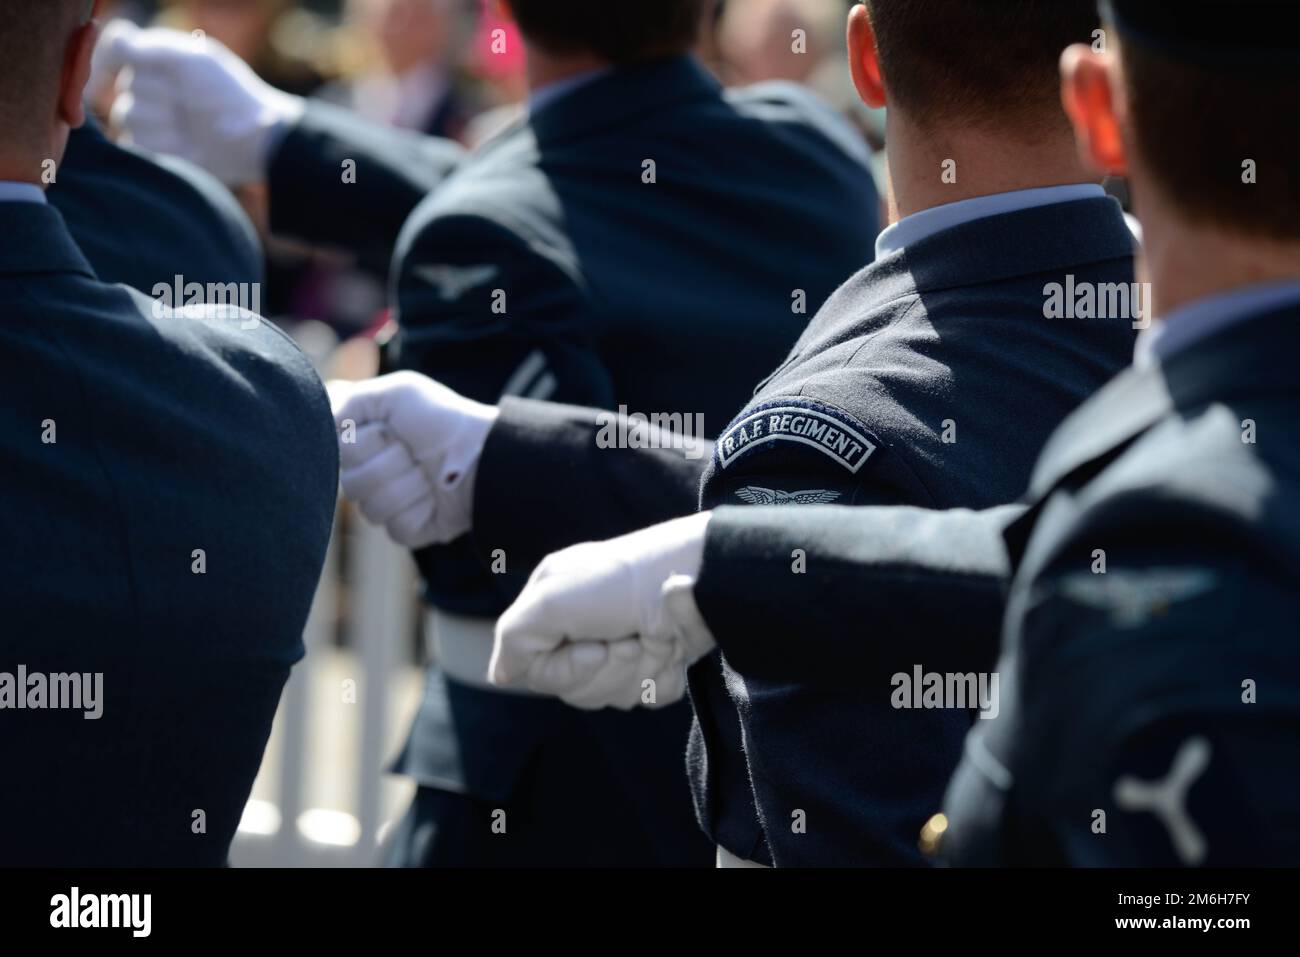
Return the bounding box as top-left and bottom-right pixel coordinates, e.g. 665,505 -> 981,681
1134,191 -> 1300,320
525,46 -> 610,96
885,114 -> 1095,223
0,156 -> 47,187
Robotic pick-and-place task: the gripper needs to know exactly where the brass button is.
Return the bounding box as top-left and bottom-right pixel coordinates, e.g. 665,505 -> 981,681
919,812 -> 948,857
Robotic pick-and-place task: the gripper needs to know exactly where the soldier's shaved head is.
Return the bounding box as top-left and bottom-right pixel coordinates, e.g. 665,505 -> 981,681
864,0 -> 1101,135
0,0 -> 96,163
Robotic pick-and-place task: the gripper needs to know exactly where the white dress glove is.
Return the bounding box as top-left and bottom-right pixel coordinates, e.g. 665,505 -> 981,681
330,372 -> 499,549
490,512 -> 719,710
95,20 -> 304,185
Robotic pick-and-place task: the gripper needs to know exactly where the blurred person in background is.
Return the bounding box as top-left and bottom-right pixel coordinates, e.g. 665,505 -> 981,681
328,0 -> 479,140
454,0 -> 530,146
157,0 -> 326,96
715,0 -> 844,86
303,0 -> 485,341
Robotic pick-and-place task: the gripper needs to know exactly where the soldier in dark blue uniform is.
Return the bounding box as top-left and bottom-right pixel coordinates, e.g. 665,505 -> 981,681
491,0 -> 1300,867
481,0 -> 1137,867
939,0 -> 1300,867
104,1 -> 880,866
0,0 -> 338,865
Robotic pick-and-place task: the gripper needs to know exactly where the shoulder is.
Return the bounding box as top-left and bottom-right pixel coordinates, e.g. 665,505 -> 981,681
401,128 -> 547,232
108,285 -> 334,461
52,125 -> 262,287
725,80 -> 873,167
396,131 -> 562,257
394,147 -> 580,299
1021,402 -> 1296,661
160,297 -> 329,410
147,151 -> 262,271
1070,402 -> 1279,541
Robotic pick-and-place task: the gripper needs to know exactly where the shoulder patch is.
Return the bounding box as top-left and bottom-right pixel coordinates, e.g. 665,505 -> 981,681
734,487 -> 842,505
411,263 -> 500,301
1051,567 -> 1219,628
715,399 -> 878,473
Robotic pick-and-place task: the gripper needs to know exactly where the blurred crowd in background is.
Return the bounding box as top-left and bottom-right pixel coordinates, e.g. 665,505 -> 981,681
95,0 -> 883,361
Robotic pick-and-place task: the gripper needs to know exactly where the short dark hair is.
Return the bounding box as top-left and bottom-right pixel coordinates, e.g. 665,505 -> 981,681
865,0 -> 1101,134
507,0 -> 706,64
0,0 -> 92,147
1118,31 -> 1300,241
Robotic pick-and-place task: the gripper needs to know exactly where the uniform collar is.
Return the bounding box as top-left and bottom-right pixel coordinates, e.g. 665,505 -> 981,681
850,195 -> 1134,309
0,201 -> 95,279
1134,280 -> 1300,368
527,67 -> 611,116
0,181 -> 47,205
875,184 -> 1107,258
526,55 -> 722,147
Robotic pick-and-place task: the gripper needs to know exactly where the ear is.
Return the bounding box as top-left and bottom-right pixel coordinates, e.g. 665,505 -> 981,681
847,3 -> 886,109
56,13 -> 101,132
1060,43 -> 1127,176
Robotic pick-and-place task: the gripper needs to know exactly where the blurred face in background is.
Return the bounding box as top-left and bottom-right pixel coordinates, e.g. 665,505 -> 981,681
174,0 -> 282,63
356,0 -> 452,75
717,0 -> 841,85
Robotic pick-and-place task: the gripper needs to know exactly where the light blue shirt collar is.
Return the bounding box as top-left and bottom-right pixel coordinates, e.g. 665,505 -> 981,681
1134,279 -> 1300,369
0,181 -> 47,205
875,183 -> 1107,259
528,68 -> 611,116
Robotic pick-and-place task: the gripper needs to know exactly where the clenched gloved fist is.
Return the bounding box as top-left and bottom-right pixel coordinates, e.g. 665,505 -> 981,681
490,512 -> 719,710
330,372 -> 499,549
95,20 -> 304,185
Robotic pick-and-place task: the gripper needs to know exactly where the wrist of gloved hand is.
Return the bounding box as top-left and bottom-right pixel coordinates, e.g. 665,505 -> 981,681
489,511 -> 718,708
330,373 -> 499,549
97,20 -> 305,186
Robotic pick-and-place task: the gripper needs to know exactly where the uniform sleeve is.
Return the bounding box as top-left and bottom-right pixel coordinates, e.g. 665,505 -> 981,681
267,101 -> 465,272
470,398 -> 708,577
389,212 -> 611,408
988,491 -> 1289,867
695,502 -> 1020,684
389,209 -> 617,614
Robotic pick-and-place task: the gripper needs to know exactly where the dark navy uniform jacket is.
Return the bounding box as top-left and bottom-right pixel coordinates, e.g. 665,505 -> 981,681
464,196 -> 1137,865
0,201 -> 338,865
940,296 -> 1300,866
396,56 -> 879,866
261,54 -> 879,865
392,56 -> 877,613
688,297 -> 1300,868
687,196 -> 1137,865
268,100 -> 465,275
50,119 -> 264,290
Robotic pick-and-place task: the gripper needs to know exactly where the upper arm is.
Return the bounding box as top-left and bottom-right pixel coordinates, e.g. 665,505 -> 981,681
1008,493 -> 1291,865
391,210 -> 612,409
267,101 -> 465,270
697,502 -> 1019,683
704,394 -> 934,512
